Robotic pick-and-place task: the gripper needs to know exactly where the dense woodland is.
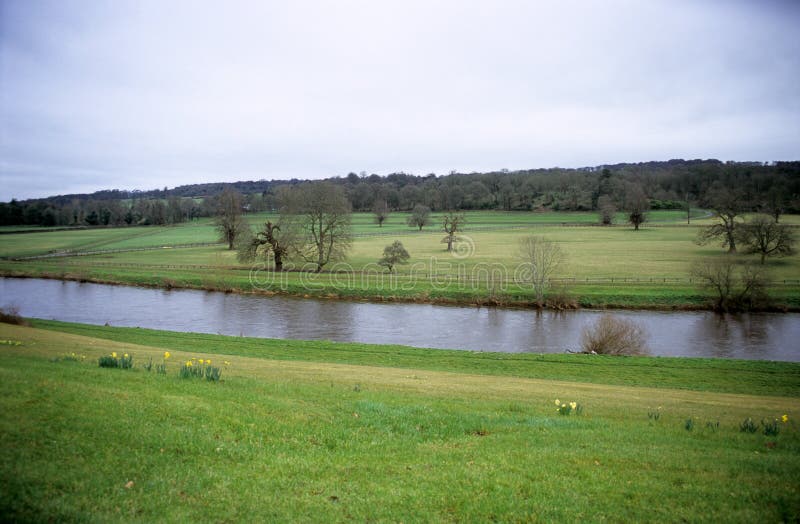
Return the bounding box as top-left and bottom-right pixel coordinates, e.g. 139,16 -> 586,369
2,159 -> 799,227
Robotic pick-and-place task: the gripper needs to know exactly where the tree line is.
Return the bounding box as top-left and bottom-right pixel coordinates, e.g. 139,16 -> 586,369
2,159 -> 799,227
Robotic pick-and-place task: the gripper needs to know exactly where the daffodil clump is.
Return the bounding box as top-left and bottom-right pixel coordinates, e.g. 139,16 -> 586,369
98,351 -> 133,369
554,399 -> 583,416
648,406 -> 662,421
156,351 -> 170,374
740,414 -> 790,436
143,351 -> 171,373
0,339 -> 23,346
179,357 -> 227,382
762,415 -> 789,437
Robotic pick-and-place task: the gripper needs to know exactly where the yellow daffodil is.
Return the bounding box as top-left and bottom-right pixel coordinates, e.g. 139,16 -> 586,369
224,361 -> 230,366
199,359 -> 205,365
111,352 -> 117,358
555,399 -> 560,406
206,359 -> 211,365
570,402 -> 577,410
782,414 -> 789,423
186,361 -> 193,367
124,354 -> 129,358
164,352 -> 170,359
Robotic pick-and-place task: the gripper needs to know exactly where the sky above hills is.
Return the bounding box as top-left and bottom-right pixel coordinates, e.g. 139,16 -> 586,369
1,0 -> 799,201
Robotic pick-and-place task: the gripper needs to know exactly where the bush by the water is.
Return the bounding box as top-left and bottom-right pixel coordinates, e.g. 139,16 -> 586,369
0,306 -> 29,326
581,314 -> 648,355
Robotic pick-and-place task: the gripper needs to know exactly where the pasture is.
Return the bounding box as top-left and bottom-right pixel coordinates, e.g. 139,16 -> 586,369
1,210 -> 799,309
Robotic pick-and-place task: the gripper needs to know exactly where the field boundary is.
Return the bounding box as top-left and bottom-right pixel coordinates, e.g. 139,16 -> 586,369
4,242 -> 225,261
9,258 -> 800,287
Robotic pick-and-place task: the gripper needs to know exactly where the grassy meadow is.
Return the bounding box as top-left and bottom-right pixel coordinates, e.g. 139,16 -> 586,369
1,320 -> 799,522
1,210 -> 799,309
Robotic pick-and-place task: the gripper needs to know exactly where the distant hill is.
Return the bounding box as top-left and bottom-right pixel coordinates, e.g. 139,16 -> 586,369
2,159 -> 798,227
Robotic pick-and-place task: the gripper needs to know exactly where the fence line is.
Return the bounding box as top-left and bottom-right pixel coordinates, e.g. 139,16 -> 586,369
352,222 -> 719,238
7,242 -> 224,261
18,257 -> 800,287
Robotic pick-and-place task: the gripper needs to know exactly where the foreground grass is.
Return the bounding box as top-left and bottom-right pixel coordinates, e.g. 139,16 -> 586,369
1,323 -> 799,522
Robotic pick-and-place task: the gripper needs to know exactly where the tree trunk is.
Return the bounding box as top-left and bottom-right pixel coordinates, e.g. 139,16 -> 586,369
316,247 -> 324,272
727,231 -> 737,253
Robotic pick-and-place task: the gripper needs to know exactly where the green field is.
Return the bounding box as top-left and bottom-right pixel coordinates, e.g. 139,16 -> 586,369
1,320 -> 798,522
1,211 -> 799,309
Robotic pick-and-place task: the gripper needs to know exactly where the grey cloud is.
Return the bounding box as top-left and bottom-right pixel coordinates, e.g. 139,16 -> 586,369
1,0 -> 798,200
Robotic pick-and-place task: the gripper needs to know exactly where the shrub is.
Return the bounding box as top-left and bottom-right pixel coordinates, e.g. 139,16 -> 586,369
580,314 -> 648,355
691,258 -> 770,312
0,306 -> 29,326
546,284 -> 578,310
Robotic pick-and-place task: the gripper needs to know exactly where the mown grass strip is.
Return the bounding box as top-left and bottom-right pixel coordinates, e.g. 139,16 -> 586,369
27,319 -> 800,397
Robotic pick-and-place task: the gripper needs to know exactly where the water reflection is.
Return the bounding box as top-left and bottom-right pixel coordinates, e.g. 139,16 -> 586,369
688,312 -> 779,360
1,277 -> 798,362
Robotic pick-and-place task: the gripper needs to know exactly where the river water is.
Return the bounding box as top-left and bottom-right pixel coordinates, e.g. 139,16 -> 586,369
1,277 -> 798,361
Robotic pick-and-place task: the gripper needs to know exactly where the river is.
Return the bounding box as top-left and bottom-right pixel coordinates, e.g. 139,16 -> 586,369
1,277 -> 798,361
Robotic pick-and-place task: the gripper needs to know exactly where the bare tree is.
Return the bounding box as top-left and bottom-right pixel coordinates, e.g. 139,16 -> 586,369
407,204 -> 431,231
581,315 -> 648,355
696,184 -> 744,253
378,240 -> 410,272
373,199 -> 390,227
280,182 -> 352,272
441,211 -> 466,252
213,188 -> 247,250
625,183 -> 649,231
597,195 -> 616,225
517,235 -> 564,307
737,215 -> 796,264
691,258 -> 770,311
762,185 -> 787,223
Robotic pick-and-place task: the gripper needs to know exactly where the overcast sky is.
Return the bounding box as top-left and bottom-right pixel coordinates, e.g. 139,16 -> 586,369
1,0 -> 799,201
